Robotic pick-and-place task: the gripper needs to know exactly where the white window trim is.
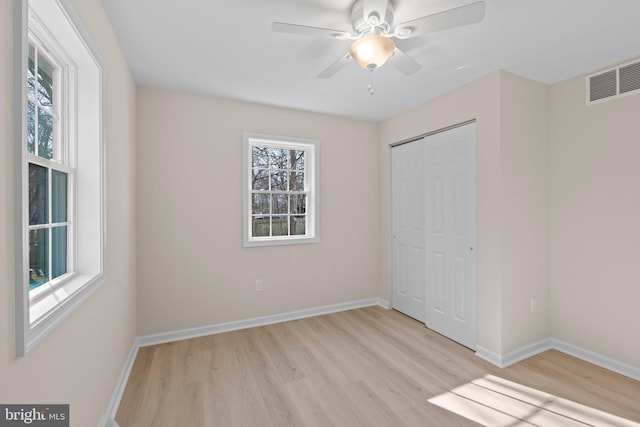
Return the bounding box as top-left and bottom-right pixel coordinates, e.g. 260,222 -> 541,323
13,0 -> 106,357
242,132 -> 320,247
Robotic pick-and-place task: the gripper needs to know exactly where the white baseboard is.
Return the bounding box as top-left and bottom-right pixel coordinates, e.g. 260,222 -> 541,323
476,339 -> 552,368
100,341 -> 139,426
475,345 -> 503,367
138,297 -> 390,347
102,297 -> 390,422
375,297 -> 391,309
98,414 -> 120,427
476,337 -> 639,381
550,338 -> 640,381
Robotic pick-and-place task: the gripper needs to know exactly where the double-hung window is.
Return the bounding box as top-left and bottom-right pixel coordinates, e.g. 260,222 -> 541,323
243,133 -> 319,247
14,0 -> 105,356
27,36 -> 73,295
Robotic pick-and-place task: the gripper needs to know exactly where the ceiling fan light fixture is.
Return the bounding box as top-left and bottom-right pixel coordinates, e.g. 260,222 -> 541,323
349,34 -> 395,69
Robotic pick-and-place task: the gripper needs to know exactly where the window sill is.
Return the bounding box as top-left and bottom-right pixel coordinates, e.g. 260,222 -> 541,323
244,235 -> 320,248
26,272 -> 105,351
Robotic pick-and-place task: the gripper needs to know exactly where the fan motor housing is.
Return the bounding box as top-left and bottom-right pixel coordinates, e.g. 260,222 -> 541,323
351,0 -> 394,35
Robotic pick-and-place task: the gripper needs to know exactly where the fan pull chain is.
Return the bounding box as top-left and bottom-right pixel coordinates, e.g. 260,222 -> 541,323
367,68 -> 375,95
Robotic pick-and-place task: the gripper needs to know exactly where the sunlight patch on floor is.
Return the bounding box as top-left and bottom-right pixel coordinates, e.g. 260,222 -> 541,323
428,375 -> 640,427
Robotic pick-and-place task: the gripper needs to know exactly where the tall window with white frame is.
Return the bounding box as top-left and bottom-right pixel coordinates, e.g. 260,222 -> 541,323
243,133 -> 319,247
15,0 -> 104,356
27,38 -> 73,292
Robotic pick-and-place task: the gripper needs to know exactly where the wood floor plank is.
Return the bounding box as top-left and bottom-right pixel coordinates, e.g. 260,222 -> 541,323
339,309 -> 476,390
504,350 -> 640,423
314,313 -> 433,410
320,311 -> 453,406
343,380 -> 406,426
447,380 -> 591,427
236,328 -> 306,426
243,324 -> 305,384
116,308 -> 640,427
281,378 -> 335,427
203,330 -> 272,427
114,346 -> 155,425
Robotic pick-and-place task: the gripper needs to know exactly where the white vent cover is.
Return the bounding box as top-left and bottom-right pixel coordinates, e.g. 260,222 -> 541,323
586,59 -> 640,105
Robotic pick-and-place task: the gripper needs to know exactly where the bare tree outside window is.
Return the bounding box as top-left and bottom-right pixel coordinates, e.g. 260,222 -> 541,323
250,146 -> 307,238
26,42 -> 70,290
243,133 -> 318,247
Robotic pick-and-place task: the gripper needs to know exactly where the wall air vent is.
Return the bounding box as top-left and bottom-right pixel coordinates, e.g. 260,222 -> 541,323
586,59 -> 640,105
588,70 -> 617,102
619,61 -> 640,94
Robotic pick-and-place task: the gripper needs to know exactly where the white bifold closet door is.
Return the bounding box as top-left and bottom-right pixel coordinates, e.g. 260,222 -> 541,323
392,122 -> 477,349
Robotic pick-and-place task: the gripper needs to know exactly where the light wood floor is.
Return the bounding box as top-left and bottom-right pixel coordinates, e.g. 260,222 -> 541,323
116,307 -> 640,426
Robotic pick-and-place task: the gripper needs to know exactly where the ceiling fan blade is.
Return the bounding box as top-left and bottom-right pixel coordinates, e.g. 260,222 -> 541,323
394,1 -> 486,39
387,47 -> 422,75
272,22 -> 351,39
318,52 -> 352,78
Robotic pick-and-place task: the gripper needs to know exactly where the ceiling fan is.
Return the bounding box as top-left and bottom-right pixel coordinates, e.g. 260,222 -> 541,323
272,0 -> 486,84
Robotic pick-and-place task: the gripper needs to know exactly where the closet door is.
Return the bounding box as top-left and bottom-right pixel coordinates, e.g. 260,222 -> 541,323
424,123 -> 477,349
392,140 -> 426,322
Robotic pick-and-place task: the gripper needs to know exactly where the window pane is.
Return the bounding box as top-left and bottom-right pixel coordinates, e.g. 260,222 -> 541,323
291,150 -> 305,170
252,216 -> 270,237
28,44 -> 35,100
269,148 -> 289,169
244,136 -> 317,246
38,109 -> 54,160
252,146 -> 269,168
290,171 -> 304,191
29,163 -> 48,225
270,170 -> 288,191
252,169 -> 269,191
37,53 -> 54,113
290,194 -> 306,214
27,102 -> 35,154
252,193 -> 270,215
29,228 -> 48,290
272,194 -> 288,214
52,226 -> 67,279
272,216 -> 289,236
52,170 -> 67,223
291,216 -> 306,236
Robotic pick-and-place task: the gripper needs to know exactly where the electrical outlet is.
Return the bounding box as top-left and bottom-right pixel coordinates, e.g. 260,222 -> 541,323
256,279 -> 263,292
530,297 -> 537,313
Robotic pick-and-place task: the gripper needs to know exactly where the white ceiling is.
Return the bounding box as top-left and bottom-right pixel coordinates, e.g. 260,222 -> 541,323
101,0 -> 640,122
